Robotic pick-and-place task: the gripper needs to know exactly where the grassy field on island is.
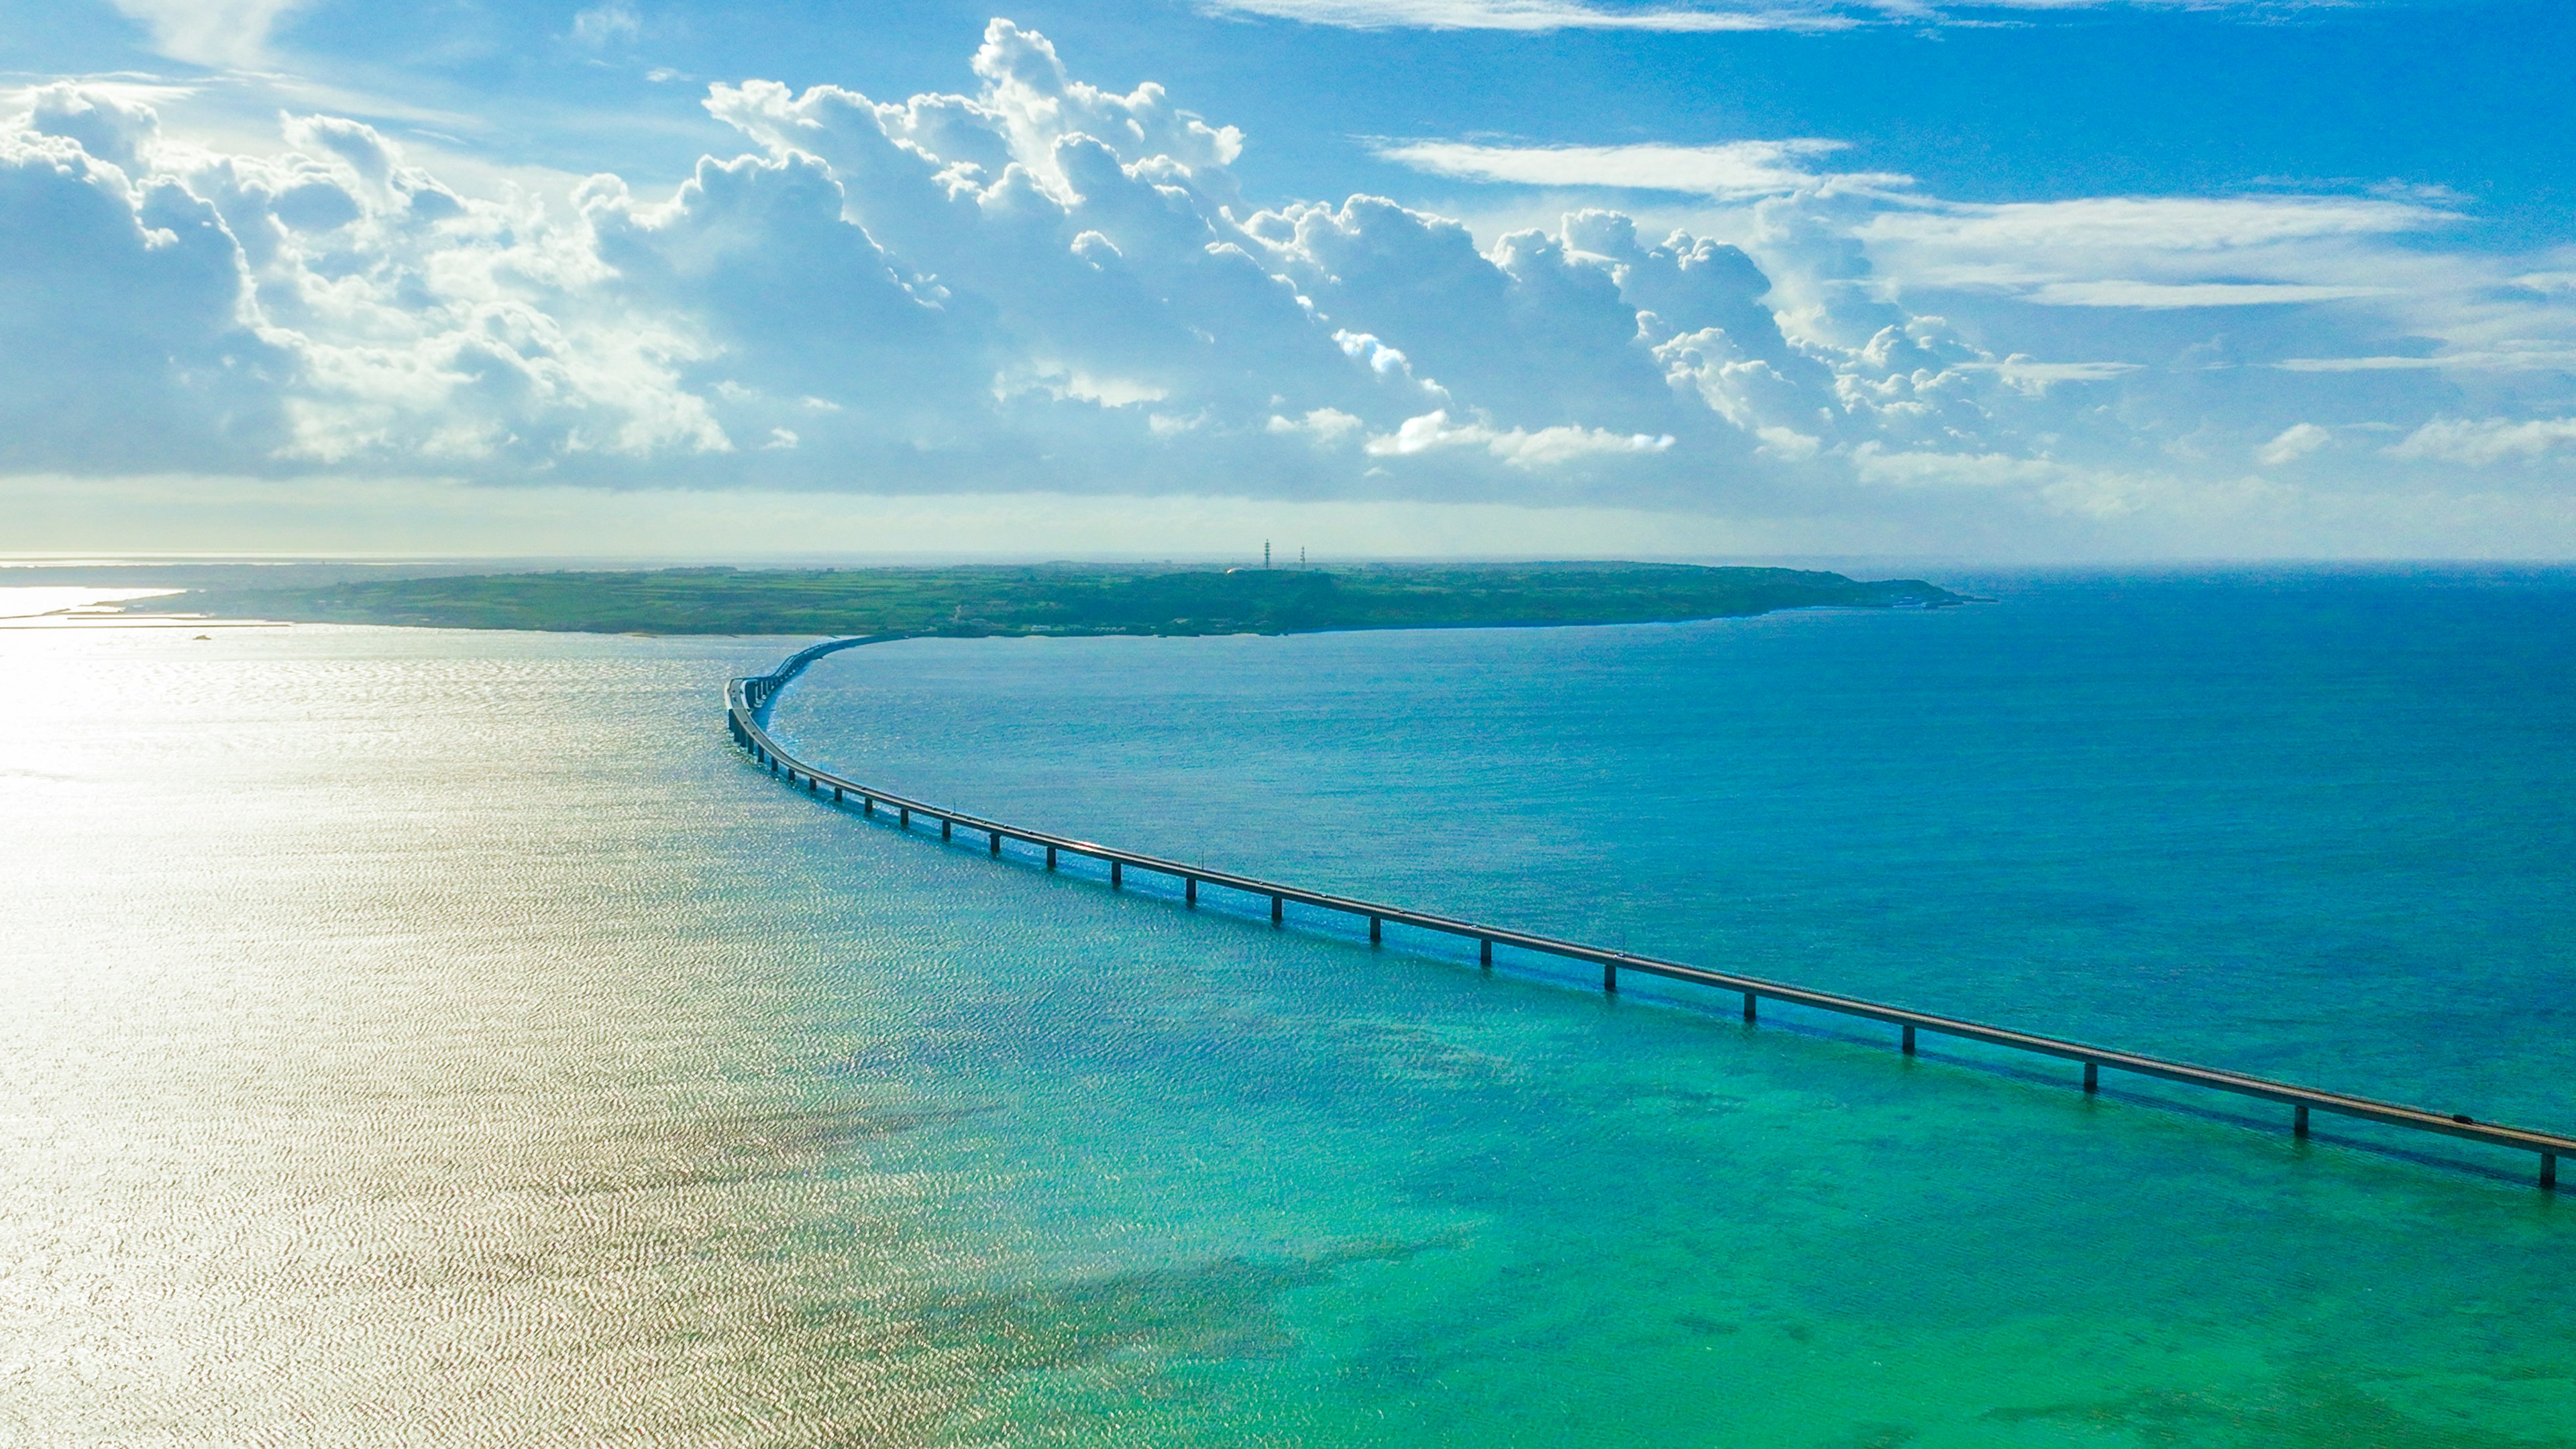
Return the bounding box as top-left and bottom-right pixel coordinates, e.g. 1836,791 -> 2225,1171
174,561 -> 1968,638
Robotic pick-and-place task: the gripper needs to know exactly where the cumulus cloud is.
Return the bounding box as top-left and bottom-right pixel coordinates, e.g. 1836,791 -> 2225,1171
0,117 -> 288,469
0,17 -> 2571,552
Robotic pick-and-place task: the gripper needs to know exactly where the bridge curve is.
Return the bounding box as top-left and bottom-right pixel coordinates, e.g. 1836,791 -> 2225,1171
726,637 -> 2571,1193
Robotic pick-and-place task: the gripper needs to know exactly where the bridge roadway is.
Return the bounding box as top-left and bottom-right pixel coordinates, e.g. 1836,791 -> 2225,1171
727,637 -> 2570,1191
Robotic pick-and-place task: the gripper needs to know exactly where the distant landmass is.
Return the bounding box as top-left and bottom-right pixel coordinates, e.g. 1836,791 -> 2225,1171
171,562 -> 1969,637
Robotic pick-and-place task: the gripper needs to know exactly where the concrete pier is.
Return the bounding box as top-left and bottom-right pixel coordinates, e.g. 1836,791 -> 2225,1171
727,641 -> 2576,1194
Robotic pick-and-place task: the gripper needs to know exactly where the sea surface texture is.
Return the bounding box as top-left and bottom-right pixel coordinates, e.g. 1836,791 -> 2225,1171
5,570 -> 2572,1446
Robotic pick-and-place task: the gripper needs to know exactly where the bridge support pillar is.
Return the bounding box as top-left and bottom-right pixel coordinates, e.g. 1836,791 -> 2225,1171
2084,1063 -> 2100,1094
2295,1104 -> 2310,1138
1902,1024 -> 1916,1055
1185,877 -> 1196,906
1480,939 -> 1492,969
900,807 -> 910,828
863,796 -> 873,816
1046,845 -> 1057,870
2546,1152 -> 2559,1191
990,830 -> 1002,857
1271,894 -> 1283,926
1603,962 -> 1617,994
833,786 -> 842,803
942,819 -> 952,842
1369,916 -> 1381,945
1742,993 -> 1757,1022
1111,861 -> 1122,890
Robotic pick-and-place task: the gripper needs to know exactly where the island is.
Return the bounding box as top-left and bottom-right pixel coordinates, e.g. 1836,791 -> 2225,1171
170,561 -> 1968,637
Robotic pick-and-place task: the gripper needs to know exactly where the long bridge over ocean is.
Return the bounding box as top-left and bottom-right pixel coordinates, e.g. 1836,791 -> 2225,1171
728,636 -> 2571,1193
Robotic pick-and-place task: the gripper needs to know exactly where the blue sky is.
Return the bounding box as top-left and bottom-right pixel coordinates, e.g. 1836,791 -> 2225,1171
3,0 -> 2571,559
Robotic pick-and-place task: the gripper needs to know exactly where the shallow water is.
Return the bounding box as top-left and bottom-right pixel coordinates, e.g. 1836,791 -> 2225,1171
5,572 -> 2573,1446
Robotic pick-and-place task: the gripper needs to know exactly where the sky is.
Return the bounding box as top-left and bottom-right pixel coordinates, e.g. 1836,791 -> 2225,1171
2,0 -> 2571,560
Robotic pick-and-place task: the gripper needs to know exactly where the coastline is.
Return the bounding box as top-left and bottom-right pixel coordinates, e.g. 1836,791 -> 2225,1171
152,561 -> 1969,637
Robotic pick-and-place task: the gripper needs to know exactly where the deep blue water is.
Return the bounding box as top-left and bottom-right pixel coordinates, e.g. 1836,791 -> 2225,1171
773,568 -> 2576,1136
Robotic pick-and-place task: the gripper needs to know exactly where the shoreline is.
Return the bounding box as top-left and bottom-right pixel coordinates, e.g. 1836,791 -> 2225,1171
148,560 -> 1970,638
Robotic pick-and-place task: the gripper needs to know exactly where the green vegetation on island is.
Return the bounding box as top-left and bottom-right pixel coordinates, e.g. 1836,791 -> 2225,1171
180,561 -> 1967,637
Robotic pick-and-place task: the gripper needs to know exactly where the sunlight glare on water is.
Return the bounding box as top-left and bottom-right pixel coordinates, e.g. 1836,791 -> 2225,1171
5,574 -> 2574,1446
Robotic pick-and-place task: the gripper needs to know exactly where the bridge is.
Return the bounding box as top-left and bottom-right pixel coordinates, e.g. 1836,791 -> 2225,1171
727,637 -> 2569,1193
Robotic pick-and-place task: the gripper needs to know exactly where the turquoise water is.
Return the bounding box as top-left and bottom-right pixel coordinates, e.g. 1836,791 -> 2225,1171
5,571 -> 2573,1445
772,569 -> 2576,1130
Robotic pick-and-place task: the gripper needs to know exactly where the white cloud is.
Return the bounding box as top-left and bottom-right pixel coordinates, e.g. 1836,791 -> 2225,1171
1858,194 -> 2457,313
2023,280 -> 2396,309
0,122 -> 288,470
1199,0 -> 2302,30
102,0 -> 314,66
2271,350 -> 2576,374
1872,195 -> 2449,254
1269,407 -> 1366,444
1375,139 -> 1905,199
2256,423 -> 2332,466
1363,409 -> 1673,468
2390,417 -> 2576,467
1754,425 -> 1821,460
1968,356 -> 2142,393
572,2 -> 644,47
1197,0 -> 1852,32
2,20 -> 2573,557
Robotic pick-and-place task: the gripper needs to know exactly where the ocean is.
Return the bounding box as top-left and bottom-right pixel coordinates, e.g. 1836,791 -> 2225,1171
5,568 -> 2571,1446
